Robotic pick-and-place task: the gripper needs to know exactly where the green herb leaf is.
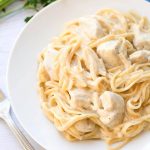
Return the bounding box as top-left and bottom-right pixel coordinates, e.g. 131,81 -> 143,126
24,15 -> 33,22
40,0 -> 56,6
0,0 -> 57,21
24,0 -> 38,9
0,0 -> 15,11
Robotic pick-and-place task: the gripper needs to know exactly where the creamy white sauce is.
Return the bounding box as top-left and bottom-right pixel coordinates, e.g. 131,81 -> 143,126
43,44 -> 58,78
129,50 -> 150,64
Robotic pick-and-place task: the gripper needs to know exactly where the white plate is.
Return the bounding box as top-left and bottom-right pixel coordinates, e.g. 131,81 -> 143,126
7,0 -> 150,150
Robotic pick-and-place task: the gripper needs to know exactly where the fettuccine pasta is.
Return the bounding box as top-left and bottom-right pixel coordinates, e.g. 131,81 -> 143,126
37,8 -> 150,150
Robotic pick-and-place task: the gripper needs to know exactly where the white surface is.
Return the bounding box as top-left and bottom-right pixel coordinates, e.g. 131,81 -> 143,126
6,0 -> 150,150
0,2 -> 43,150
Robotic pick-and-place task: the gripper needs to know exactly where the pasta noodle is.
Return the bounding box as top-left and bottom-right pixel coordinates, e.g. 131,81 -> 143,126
37,8 -> 150,150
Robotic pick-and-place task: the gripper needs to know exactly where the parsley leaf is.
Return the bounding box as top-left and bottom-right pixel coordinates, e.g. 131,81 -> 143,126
0,0 -> 57,21
24,15 -> 33,22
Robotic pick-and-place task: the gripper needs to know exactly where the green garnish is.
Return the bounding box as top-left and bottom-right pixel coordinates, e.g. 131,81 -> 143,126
0,0 -> 57,22
24,15 -> 33,22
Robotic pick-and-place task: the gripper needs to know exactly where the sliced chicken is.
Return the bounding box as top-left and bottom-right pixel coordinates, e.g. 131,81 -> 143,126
69,88 -> 93,110
67,16 -> 105,42
97,91 -> 125,128
132,24 -> 150,50
129,50 -> 150,64
82,47 -> 107,79
97,38 -> 134,68
43,44 -> 59,80
75,119 -> 95,133
78,16 -> 105,39
97,40 -> 123,68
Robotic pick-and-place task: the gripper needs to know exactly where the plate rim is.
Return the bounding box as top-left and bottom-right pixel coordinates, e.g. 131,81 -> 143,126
6,0 -> 150,149
6,0 -> 64,149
